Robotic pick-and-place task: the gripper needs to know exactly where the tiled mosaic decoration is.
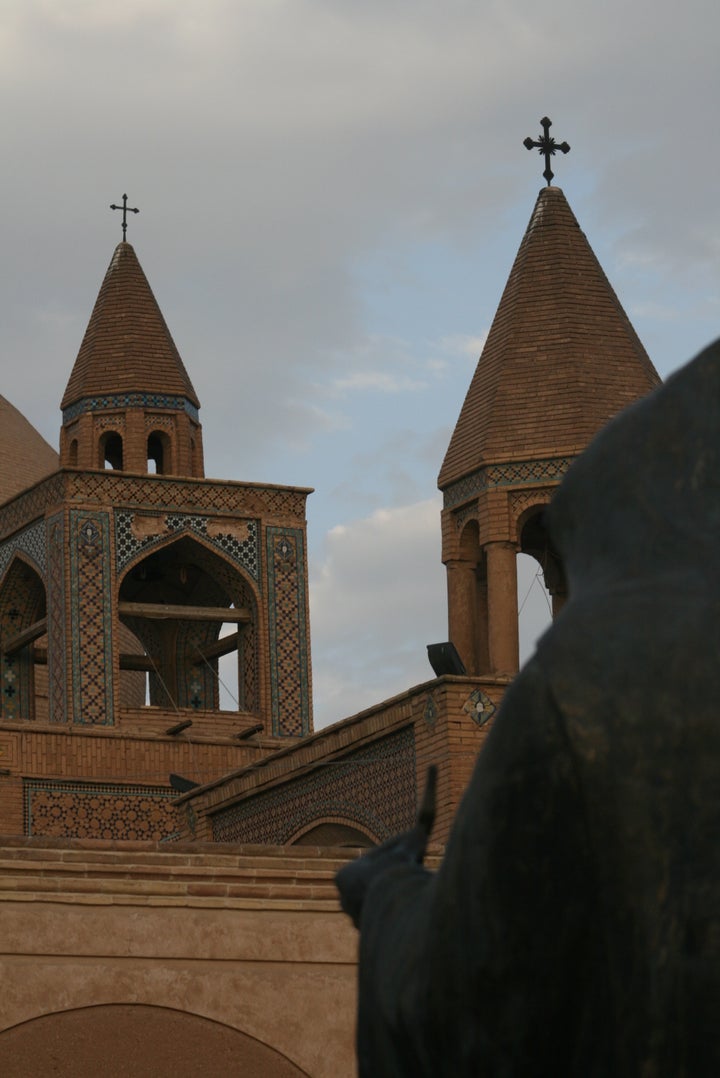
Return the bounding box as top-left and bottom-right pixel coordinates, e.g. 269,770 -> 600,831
120,535 -> 259,713
463,688 -> 496,727
443,456 -> 573,508
94,413 -> 126,431
69,511 -> 114,725
24,778 -> 179,840
0,519 -> 47,579
0,474 -> 64,543
115,511 -> 260,581
266,527 -> 311,737
0,557 -> 45,721
63,392 -> 199,424
509,486 -> 556,528
46,514 -> 68,724
211,725 -> 417,844
71,472 -> 307,519
424,693 -> 438,726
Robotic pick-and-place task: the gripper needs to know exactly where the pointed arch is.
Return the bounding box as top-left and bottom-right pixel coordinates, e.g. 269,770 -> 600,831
0,554 -> 47,721
118,535 -> 260,714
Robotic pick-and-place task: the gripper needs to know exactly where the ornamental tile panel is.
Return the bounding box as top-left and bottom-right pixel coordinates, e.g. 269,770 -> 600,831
0,519 -> 48,579
24,778 -> 179,841
115,510 -> 260,581
266,527 -> 311,737
63,392 -> 199,424
211,725 -> 417,844
46,513 -> 68,723
443,456 -> 573,509
69,510 -> 114,725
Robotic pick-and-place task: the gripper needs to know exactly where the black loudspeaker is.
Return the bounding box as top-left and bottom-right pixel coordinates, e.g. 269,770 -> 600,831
426,642 -> 467,677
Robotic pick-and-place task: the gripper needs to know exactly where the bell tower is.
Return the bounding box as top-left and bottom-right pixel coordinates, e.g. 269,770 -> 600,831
439,184 -> 660,677
59,241 -> 204,478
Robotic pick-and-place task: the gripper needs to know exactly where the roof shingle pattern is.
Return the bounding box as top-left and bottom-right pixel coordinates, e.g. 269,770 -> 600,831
61,242 -> 200,411
0,396 -> 58,506
438,187 -> 661,489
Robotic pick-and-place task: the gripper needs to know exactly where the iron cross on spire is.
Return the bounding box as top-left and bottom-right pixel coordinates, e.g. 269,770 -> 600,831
110,193 -> 140,240
523,117 -> 570,186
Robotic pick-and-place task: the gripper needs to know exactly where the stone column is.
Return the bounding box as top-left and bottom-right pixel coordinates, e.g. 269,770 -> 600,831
446,559 -> 479,674
485,541 -> 519,676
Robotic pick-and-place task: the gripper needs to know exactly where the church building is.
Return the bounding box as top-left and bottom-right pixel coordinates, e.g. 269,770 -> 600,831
0,154 -> 661,1074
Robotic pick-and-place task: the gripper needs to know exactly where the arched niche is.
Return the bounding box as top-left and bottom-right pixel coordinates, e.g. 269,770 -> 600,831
118,535 -> 259,713
0,555 -> 47,721
0,1004 -> 310,1078
289,819 -> 378,848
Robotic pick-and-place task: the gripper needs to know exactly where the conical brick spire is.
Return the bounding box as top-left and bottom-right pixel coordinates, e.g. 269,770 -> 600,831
60,242 -> 204,477
439,186 -> 661,682
439,186 -> 660,489
61,242 -> 199,410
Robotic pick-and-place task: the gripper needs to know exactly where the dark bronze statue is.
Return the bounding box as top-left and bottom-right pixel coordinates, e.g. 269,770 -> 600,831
336,340 -> 720,1076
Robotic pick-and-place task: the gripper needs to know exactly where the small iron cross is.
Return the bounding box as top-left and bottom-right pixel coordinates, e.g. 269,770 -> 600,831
110,193 -> 139,240
523,117 -> 570,186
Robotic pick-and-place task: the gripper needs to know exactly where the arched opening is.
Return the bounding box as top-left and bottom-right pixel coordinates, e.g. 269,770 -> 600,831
147,430 -> 171,475
516,507 -> 565,662
118,536 -> 258,713
117,622 -> 149,709
99,431 -> 123,471
68,439 -> 78,466
290,820 -> 377,847
447,519 -> 489,676
0,556 -> 47,722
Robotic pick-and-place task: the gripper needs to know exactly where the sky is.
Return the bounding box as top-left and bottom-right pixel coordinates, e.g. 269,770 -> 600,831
1,0 -> 718,727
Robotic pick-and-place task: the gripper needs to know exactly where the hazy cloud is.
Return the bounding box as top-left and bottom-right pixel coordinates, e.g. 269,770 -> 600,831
0,0 -> 717,726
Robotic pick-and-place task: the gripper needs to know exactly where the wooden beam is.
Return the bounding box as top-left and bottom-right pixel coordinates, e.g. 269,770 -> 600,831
3,618 -> 48,655
119,654 -> 157,671
119,602 -> 250,623
194,632 -> 239,662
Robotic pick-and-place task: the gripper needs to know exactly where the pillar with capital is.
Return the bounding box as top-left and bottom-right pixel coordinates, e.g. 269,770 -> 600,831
485,540 -> 519,676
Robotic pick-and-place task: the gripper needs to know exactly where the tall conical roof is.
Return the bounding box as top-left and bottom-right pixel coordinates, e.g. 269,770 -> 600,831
438,186 -> 660,489
0,396 -> 58,505
61,242 -> 200,411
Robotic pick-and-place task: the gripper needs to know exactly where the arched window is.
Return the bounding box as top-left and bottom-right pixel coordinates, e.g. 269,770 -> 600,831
516,507 -> 565,661
147,430 -> 171,475
118,537 -> 258,714
99,431 -> 123,470
68,439 -> 79,466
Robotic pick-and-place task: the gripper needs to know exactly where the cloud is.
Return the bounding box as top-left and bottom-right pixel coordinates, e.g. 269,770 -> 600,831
309,510 -> 555,730
331,370 -> 428,394
310,498 -> 445,727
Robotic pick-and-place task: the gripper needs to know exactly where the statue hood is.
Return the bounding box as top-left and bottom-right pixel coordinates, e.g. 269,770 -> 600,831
546,338 -> 720,598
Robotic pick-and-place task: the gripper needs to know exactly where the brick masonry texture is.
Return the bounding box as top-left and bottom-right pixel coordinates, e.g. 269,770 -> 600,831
211,725 -> 417,844
61,243 -> 200,411
438,185 -> 661,489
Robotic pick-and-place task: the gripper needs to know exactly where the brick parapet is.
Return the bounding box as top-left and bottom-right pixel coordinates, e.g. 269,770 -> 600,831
0,722 -> 272,837
0,469 -> 313,544
177,675 -> 511,847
